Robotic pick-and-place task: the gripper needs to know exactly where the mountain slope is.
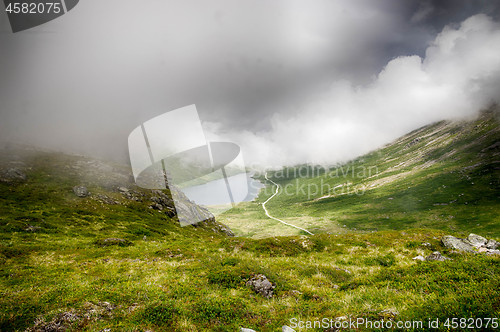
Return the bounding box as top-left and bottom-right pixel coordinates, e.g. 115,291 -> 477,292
0,110 -> 499,331
220,108 -> 500,238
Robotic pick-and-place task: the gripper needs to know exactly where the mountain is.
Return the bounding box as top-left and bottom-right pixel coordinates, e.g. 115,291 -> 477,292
0,109 -> 499,331
220,107 -> 500,239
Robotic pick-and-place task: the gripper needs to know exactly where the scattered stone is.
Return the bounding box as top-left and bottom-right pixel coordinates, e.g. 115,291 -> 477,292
27,310 -> 79,331
442,234 -> 500,255
82,301 -> 116,321
425,251 -> 451,261
421,242 -> 432,248
122,190 -> 144,202
240,328 -> 257,332
93,193 -> 119,205
412,255 -> 425,261
485,239 -> 499,250
465,233 -> 488,248
0,167 -> 27,183
73,186 -> 89,197
24,225 -> 42,232
246,274 -> 275,298
118,186 -> 129,193
379,309 -> 399,320
441,235 -> 476,253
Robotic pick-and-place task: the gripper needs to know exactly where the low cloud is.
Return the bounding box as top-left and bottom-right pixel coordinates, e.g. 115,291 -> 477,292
205,14 -> 500,167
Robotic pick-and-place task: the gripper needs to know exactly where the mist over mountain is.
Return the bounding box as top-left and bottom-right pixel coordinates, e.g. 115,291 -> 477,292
1,1 -> 499,167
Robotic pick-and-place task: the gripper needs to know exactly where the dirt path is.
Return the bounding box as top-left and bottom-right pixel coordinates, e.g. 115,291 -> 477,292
262,172 -> 314,235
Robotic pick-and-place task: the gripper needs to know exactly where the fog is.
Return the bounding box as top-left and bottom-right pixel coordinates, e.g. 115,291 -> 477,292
0,0 -> 499,167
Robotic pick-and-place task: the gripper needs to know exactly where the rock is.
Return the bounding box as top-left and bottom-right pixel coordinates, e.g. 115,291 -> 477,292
73,185 -> 89,197
441,235 -> 476,253
118,186 -> 129,193
246,274 -> 275,298
478,247 -> 488,253
24,225 -> 41,232
27,310 -> 79,331
487,249 -> 500,255
94,193 -> 119,205
465,233 -> 488,248
122,190 -> 144,202
485,239 -> 499,250
283,326 -> 296,332
426,251 -> 451,261
379,309 -> 399,320
149,190 -> 176,216
412,255 -> 425,261
240,328 -> 257,332
0,167 -> 27,183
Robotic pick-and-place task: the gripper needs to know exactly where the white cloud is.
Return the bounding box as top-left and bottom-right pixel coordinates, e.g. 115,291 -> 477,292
205,14 -> 500,167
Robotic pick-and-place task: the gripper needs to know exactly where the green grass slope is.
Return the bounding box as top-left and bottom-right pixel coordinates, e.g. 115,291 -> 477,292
0,109 -> 499,331
220,108 -> 500,239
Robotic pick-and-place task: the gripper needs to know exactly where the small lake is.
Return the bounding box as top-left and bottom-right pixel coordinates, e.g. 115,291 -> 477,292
181,172 -> 265,206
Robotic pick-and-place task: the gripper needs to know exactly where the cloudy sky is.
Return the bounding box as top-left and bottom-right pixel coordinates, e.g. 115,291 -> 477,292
1,0 -> 499,167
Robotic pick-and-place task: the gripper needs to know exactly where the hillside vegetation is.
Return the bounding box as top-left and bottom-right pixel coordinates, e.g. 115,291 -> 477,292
220,109 -> 500,239
0,109 -> 499,331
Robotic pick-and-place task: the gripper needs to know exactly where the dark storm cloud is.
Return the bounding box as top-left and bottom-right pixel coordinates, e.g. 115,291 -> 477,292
0,0 -> 499,165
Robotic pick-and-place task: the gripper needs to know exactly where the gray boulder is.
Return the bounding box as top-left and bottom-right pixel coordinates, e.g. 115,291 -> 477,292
485,239 -> 499,250
441,235 -> 476,253
0,167 -> 27,183
246,274 -> 275,298
465,233 -> 488,248
73,185 -> 89,197
412,255 -> 425,261
240,328 -> 257,332
426,251 -> 451,261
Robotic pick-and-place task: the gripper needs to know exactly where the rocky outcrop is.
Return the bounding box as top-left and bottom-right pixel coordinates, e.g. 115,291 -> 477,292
0,167 -> 27,183
465,234 -> 487,248
246,274 -> 275,298
149,190 -> 176,216
425,251 -> 451,261
442,234 -> 500,255
485,239 -> 499,249
27,302 -> 116,332
73,185 -> 89,197
441,235 -> 476,253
